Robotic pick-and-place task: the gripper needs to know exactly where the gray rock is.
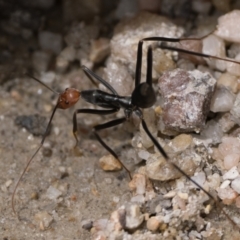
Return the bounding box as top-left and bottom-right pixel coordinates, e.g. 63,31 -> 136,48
158,69 -> 216,133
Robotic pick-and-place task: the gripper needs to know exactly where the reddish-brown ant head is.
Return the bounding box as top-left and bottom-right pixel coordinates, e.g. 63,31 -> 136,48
58,88 -> 81,109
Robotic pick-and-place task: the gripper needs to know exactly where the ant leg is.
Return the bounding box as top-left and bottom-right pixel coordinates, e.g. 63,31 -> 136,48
141,118 -> 238,228
73,108 -> 119,147
134,40 -> 155,87
82,66 -> 118,95
146,45 -> 152,86
132,45 -> 156,108
142,37 -> 240,65
93,118 -> 132,180
12,100 -> 59,215
135,40 -> 143,87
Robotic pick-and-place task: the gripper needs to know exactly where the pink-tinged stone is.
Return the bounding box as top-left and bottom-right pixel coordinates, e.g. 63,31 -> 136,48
158,68 -> 216,132
215,10 -> 240,43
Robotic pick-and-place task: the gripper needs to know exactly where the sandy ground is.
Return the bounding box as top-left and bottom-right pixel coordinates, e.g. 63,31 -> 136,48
1,2 -> 240,240
0,75 -> 134,239
1,49 -> 240,240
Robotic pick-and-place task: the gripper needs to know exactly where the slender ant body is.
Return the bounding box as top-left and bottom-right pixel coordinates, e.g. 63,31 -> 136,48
12,35 -> 240,229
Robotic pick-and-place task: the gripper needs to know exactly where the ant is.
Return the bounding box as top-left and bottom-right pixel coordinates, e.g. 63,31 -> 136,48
12,35 -> 240,229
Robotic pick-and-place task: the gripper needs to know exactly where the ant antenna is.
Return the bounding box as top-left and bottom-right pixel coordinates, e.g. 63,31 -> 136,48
12,75 -> 80,215
25,73 -> 59,95
11,102 -> 59,215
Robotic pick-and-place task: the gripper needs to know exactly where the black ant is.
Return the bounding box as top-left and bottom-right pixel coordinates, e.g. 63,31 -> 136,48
12,36 -> 240,229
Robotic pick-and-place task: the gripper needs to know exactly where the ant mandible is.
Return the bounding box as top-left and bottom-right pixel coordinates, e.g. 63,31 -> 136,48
11,36 -> 240,229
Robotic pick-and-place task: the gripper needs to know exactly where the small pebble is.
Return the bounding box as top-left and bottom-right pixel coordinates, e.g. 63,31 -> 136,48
218,187 -> 238,204
131,194 -> 145,203
207,173 -> 221,189
111,206 -> 126,231
31,192 -> 39,200
163,227 -> 177,238
217,72 -> 238,93
215,10 -> 240,43
42,147 -> 52,157
138,150 -> 150,161
218,113 -> 236,133
231,92 -> 240,125
146,155 -> 180,181
163,191 -> 176,199
155,204 -> 162,213
146,216 -> 161,232
218,136 -> 240,158
202,34 -> 226,71
231,177 -> 240,194
235,196 -> 240,208
113,196 -> 120,203
161,199 -> 172,209
177,192 -> 188,200
204,204 -> 212,215
220,180 -> 230,189
125,204 -> 144,230
223,153 -> 240,170
177,37 -> 205,64
170,134 -> 193,153
34,211 -> 53,230
11,90 -> 22,101
201,120 -> 223,144
172,195 -> 186,211
189,230 -> 202,239
46,186 -> 62,200
146,153 -> 197,181
81,219 -> 93,230
128,173 -> 146,195
55,56 -> 69,73
191,172 -> 206,188
210,87 -> 236,112
228,42 -> 240,58
99,154 -> 122,171
226,53 -> 240,77
5,179 -> 12,188
222,166 -> 239,180
104,178 -> 112,184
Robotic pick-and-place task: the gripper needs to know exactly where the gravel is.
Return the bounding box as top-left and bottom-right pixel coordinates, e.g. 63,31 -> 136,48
1,2 -> 240,240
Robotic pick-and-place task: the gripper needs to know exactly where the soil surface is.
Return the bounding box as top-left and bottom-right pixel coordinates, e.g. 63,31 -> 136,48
1,1 -> 240,240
